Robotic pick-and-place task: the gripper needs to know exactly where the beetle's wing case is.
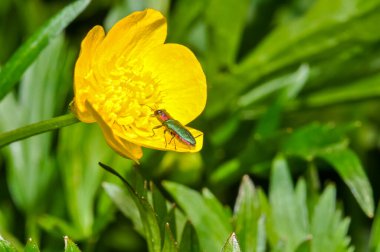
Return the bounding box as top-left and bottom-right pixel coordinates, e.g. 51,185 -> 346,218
164,119 -> 196,146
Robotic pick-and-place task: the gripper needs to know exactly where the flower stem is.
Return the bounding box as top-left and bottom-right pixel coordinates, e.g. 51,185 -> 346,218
0,113 -> 79,148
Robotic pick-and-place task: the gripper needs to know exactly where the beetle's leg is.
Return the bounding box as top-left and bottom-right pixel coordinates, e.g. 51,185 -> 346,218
168,133 -> 176,150
163,129 -> 169,147
151,124 -> 163,137
195,133 -> 203,138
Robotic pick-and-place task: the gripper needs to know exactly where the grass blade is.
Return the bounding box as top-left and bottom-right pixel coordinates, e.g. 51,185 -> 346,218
0,0 -> 90,100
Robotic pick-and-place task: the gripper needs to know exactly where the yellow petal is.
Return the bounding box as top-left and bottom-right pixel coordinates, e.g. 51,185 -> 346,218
74,25 -> 105,122
141,43 -> 207,125
86,102 -> 143,163
98,9 -> 167,64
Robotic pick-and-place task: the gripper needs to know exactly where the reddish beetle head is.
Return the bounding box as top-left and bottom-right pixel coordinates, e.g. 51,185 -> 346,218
154,109 -> 171,122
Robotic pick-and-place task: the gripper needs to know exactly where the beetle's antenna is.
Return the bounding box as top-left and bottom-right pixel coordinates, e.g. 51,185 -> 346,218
143,104 -> 156,111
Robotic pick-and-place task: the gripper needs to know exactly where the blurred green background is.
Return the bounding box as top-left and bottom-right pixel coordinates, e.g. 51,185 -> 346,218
0,0 -> 380,251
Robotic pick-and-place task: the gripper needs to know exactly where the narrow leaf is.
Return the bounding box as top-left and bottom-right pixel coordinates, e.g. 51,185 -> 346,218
168,0 -> 205,41
163,181 -> 232,251
102,182 -> 142,234
369,202 -> 380,252
202,188 -> 232,226
295,179 -> 309,235
233,175 -> 259,252
222,233 -> 241,252
295,239 -> 311,252
64,236 -> 81,252
100,163 -> 161,252
269,155 -> 309,251
236,0 -> 380,82
282,123 -> 351,159
206,0 -> 250,66
310,186 -> 337,251
38,215 -> 82,241
238,64 -> 309,108
0,0 -> 90,100
150,181 -> 168,241
310,185 -> 352,251
179,222 -> 201,252
24,238 -> 40,252
254,64 -> 309,138
256,215 -> 267,252
320,149 -> 374,217
102,181 -> 161,251
162,223 -> 178,252
0,236 -> 17,252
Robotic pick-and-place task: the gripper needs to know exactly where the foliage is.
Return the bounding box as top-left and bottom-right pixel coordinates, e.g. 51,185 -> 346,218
0,236 -> 81,252
0,0 -> 380,251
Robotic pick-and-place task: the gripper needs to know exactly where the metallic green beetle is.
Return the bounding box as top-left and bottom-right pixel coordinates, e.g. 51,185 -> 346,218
152,109 -> 196,148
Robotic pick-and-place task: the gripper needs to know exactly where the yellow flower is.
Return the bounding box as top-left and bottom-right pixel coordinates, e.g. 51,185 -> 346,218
72,9 -> 207,163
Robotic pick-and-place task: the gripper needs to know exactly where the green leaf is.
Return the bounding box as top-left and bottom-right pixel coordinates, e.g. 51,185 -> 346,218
179,222 -> 201,252
165,206 -> 178,243
210,159 -> 241,185
0,0 -> 90,101
369,202 -> 380,252
162,223 -> 178,252
64,236 -> 81,252
38,214 -> 83,240
250,64 -> 309,138
233,175 -> 260,252
210,115 -> 240,146
295,179 -> 309,236
257,188 -> 274,246
24,238 -> 40,252
102,182 -> 142,235
282,123 -> 354,159
310,185 -> 352,252
256,215 -> 266,252
205,0 -> 250,66
319,149 -> 374,217
58,123 -> 121,239
100,163 -> 161,252
0,35 -> 72,216
150,181 -> 168,238
294,239 -> 311,252
0,236 -> 17,252
269,155 -> 309,252
168,0 -> 205,42
301,73 -> 380,108
202,188 -> 232,226
280,122 -> 373,217
222,233 -> 241,252
238,64 -> 309,108
163,181 -> 232,251
236,0 -> 380,83
0,230 -> 22,252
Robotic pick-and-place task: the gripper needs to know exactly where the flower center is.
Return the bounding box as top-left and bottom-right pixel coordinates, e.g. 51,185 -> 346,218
93,63 -> 163,139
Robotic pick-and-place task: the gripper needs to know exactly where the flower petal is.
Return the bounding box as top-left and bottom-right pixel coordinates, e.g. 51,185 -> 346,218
98,9 -> 167,63
141,43 -> 207,124
74,25 -> 105,122
85,102 -> 143,163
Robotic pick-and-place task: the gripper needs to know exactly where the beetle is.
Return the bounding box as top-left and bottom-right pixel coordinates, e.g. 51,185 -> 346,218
151,109 -> 197,148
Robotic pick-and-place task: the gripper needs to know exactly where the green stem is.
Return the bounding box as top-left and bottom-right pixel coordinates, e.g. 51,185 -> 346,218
0,113 -> 79,148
